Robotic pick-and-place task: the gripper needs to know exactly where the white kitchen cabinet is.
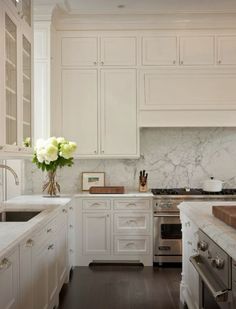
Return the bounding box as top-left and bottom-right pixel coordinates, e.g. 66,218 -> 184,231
32,239 -> 49,309
179,36 -> 215,65
61,69 -> 98,156
101,69 -> 137,155
19,237 -> 34,309
0,1 -> 33,155
217,36 -> 236,65
142,36 -> 177,66
76,196 -> 153,266
82,213 -> 111,255
114,235 -> 150,255
68,203 -> 76,269
57,208 -> 68,289
61,37 -> 98,66
57,33 -> 139,158
0,248 -> 19,309
180,213 -> 199,309
101,37 -> 137,66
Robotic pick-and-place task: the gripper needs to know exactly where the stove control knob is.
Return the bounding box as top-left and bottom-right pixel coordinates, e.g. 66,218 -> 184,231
211,256 -> 225,269
197,240 -> 208,252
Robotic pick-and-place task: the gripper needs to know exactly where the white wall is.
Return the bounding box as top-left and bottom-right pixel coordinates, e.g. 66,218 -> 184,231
23,127 -> 236,193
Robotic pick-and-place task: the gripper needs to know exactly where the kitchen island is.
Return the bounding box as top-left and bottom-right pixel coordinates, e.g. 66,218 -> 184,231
179,201 -> 236,309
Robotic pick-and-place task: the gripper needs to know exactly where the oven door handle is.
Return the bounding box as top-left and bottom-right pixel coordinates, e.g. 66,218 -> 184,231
154,213 -> 179,217
190,255 -> 229,302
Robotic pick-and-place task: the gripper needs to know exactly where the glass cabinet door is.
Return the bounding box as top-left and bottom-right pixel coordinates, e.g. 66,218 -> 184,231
5,13 -> 17,146
22,35 -> 31,143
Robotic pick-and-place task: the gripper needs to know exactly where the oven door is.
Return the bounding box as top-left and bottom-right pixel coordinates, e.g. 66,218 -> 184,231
190,255 -> 232,309
154,214 -> 182,257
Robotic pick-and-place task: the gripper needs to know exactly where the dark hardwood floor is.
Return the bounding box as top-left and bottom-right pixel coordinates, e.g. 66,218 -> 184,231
58,265 -> 181,309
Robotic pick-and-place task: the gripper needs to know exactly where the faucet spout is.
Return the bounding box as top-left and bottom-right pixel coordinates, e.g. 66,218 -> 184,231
0,164 -> 19,185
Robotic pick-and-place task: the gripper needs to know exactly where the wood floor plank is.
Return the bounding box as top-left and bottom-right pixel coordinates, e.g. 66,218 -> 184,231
58,266 -> 181,309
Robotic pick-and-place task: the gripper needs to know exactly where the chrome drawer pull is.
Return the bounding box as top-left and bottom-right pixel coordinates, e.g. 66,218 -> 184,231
0,258 -> 11,270
127,219 -> 137,225
125,242 -> 136,247
26,239 -> 34,247
127,203 -> 136,207
47,228 -> 52,233
90,203 -> 101,207
48,244 -> 55,250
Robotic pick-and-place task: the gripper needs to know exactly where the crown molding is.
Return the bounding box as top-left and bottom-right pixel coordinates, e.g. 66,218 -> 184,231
53,12 -> 236,30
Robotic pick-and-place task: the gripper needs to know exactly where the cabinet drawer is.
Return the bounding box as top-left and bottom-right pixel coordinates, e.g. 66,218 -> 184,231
82,199 -> 111,210
114,236 -> 150,255
114,199 -> 150,211
114,213 -> 150,234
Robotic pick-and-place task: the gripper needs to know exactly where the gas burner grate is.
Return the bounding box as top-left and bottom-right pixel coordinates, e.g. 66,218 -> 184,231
151,188 -> 236,196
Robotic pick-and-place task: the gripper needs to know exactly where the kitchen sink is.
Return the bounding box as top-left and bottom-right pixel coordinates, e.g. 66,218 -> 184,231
0,211 -> 41,222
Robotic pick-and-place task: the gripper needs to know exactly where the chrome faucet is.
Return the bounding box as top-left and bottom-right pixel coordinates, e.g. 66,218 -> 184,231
0,164 -> 19,185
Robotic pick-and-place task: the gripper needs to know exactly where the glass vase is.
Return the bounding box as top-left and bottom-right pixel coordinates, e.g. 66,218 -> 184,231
43,170 -> 60,197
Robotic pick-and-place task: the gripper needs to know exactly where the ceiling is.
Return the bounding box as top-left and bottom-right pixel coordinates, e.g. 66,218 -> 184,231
62,0 -> 236,13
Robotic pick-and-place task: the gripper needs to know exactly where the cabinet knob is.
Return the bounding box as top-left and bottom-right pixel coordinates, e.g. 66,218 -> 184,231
26,239 -> 34,247
180,60 -> 184,65
93,61 -> 97,65
62,209 -> 67,213
69,206 -> 73,210
173,60 -> 176,64
101,150 -> 104,154
107,214 -> 109,218
197,240 -> 208,252
101,61 -> 104,65
94,150 -> 97,154
48,244 -> 55,250
218,60 -> 222,64
0,258 -> 11,270
69,224 -> 73,228
47,228 -> 52,233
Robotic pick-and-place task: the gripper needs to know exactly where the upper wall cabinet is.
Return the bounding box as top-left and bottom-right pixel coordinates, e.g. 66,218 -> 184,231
56,34 -> 139,158
217,36 -> 236,65
0,0 -> 32,156
142,36 -> 177,66
61,37 -> 98,66
179,36 -> 215,65
101,37 -> 137,66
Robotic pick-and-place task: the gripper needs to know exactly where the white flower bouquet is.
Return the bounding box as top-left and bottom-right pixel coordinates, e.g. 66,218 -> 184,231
33,137 -> 77,196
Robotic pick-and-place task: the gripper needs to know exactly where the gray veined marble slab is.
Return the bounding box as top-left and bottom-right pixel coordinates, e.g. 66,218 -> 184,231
24,128 -> 236,194
178,201 -> 236,260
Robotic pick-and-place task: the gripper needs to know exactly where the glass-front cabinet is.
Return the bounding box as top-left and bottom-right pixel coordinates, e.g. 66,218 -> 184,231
0,0 -> 32,155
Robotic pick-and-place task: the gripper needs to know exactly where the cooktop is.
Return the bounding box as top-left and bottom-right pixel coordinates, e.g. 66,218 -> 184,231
151,188 -> 236,196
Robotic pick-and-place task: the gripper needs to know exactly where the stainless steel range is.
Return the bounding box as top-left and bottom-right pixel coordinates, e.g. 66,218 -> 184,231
190,230 -> 236,308
152,188 -> 236,264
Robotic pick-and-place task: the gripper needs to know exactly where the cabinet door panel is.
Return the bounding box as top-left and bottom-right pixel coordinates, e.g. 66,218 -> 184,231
101,37 -> 136,66
101,69 -> 137,155
57,226 -> 67,286
62,69 -> 98,155
142,36 -> 177,65
180,36 -> 214,65
61,37 -> 98,66
48,236 -> 57,303
0,249 -> 19,309
32,245 -> 48,309
217,36 -> 236,65
82,213 -> 110,255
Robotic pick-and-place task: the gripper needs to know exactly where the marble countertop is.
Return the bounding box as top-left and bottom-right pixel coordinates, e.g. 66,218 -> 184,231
0,195 -> 71,259
178,201 -> 236,260
74,191 -> 153,197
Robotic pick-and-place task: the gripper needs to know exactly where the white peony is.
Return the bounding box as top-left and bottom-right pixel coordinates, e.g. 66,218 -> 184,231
57,137 -> 66,144
44,144 -> 58,162
47,137 -> 58,147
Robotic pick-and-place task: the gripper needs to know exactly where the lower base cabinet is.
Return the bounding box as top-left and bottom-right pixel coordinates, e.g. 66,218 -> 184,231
0,202 -> 71,309
0,248 -> 19,309
180,213 -> 199,309
76,197 -> 153,266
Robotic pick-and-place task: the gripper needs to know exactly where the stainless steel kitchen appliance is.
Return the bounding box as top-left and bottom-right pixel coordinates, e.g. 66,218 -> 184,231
152,188 -> 236,264
190,229 -> 236,309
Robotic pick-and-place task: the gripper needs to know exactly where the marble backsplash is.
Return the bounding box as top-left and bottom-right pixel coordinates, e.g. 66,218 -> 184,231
24,128 -> 236,194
